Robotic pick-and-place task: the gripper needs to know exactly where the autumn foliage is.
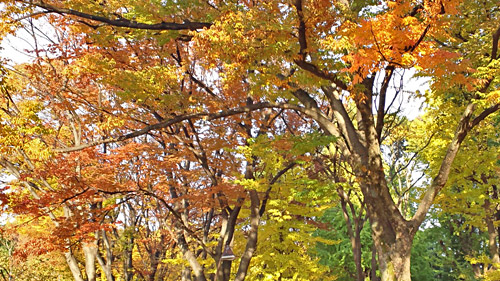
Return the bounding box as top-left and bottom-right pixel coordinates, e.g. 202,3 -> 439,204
0,0 -> 499,281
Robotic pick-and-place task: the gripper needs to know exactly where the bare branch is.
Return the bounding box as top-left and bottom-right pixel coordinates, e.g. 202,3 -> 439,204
14,11 -> 50,21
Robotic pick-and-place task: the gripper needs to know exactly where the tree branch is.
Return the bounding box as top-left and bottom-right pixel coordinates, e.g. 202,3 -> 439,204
408,24 -> 430,52
259,162 -> 297,216
376,66 -> 395,140
293,0 -> 307,59
411,102 -> 500,228
321,85 -> 364,152
54,102 -> 342,153
491,24 -> 500,60
30,1 -> 212,31
470,103 -> 500,128
294,59 -> 348,90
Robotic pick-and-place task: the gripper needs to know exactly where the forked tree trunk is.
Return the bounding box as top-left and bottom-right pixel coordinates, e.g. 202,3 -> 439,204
354,121 -> 417,281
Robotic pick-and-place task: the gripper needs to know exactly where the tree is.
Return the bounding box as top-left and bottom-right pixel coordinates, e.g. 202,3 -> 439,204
0,222 -> 74,281
410,215 -> 481,281
315,206 -> 375,281
1,0 -> 500,280
0,24 -> 331,281
411,93 -> 500,279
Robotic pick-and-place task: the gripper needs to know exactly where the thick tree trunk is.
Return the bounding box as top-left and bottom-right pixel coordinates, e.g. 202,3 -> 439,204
366,193 -> 414,281
220,261 -> 232,281
356,123 -> 415,281
362,174 -> 415,281
358,150 -> 414,280
372,230 -> 413,281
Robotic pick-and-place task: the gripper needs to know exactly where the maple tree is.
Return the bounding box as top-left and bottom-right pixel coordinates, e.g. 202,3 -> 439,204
0,0 -> 500,281
0,22 -> 328,281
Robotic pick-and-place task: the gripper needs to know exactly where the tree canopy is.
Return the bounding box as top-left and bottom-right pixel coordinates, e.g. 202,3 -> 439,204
0,0 -> 499,280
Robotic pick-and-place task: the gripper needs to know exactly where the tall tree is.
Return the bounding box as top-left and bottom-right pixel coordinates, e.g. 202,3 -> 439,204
1,0 -> 500,280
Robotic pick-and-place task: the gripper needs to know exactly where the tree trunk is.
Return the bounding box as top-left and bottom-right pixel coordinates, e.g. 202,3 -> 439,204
65,250 -> 85,281
484,198 -> 500,272
83,243 -> 98,281
337,187 -> 366,281
220,261 -> 232,281
96,231 -> 115,281
372,231 -> 413,281
370,244 -> 380,281
123,239 -> 134,281
234,189 -> 260,281
362,175 -> 415,281
178,234 -> 207,281
352,232 -> 365,281
182,267 -> 192,281
357,139 -> 415,281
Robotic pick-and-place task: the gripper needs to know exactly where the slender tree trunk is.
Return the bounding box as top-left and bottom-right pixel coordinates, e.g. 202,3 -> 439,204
338,188 -> 365,281
182,267 -> 192,281
178,234 -> 207,281
352,232 -> 364,281
215,205 -> 241,281
65,250 -> 85,281
123,238 -> 134,281
83,243 -> 98,281
234,189 -> 261,281
484,198 -> 500,272
370,243 -> 380,281
96,231 -> 115,281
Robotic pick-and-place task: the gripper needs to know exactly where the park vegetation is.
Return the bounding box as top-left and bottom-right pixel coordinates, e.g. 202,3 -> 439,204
0,0 -> 499,280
